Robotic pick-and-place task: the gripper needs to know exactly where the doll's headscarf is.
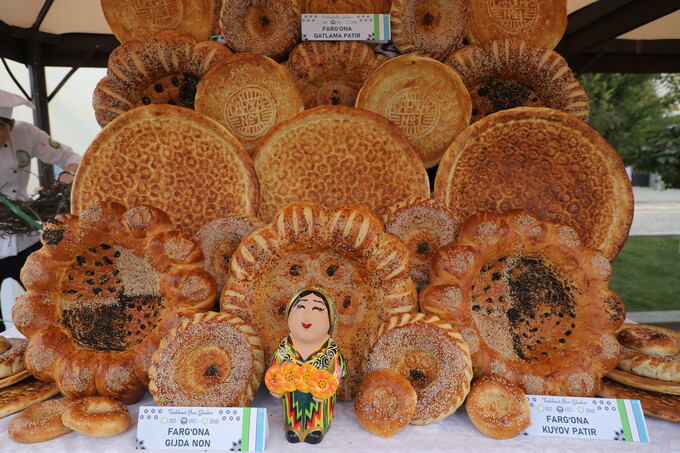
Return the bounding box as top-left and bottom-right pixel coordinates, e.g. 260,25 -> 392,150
285,286 -> 338,333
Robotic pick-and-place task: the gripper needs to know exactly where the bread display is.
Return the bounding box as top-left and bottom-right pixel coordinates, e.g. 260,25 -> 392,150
193,215 -> 265,297
390,0 -> 467,60
219,0 -> 301,61
466,0 -> 567,50
221,202 -> 418,399
93,30 -> 232,127
0,336 -> 28,379
615,324 -> 680,383
283,41 -> 388,109
354,368 -> 417,438
382,197 -> 460,289
0,376 -> 59,419
434,107 -> 634,261
420,210 -> 625,397
599,378 -> 680,424
465,375 -> 530,439
446,39 -> 589,123
8,398 -> 76,443
72,104 -> 259,236
195,53 -> 304,155
61,396 -> 131,437
148,311 -> 264,407
101,0 -> 214,43
355,54 -> 471,168
606,368 -> 680,396
12,201 -> 216,403
253,105 -> 430,221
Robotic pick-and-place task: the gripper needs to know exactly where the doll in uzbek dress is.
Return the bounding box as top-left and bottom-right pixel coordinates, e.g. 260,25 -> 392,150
265,286 -> 346,444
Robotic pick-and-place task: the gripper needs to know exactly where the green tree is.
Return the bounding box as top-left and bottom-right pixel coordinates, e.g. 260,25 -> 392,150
577,73 -> 680,188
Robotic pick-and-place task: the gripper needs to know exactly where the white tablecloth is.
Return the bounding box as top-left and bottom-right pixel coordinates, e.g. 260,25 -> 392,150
1,329 -> 679,452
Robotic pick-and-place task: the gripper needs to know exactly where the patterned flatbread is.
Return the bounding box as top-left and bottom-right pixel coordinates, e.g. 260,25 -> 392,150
0,377 -> 59,419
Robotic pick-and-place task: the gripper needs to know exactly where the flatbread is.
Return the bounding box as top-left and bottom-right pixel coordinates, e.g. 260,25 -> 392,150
599,378 -> 680,423
0,377 -> 59,419
606,368 -> 680,396
297,0 -> 390,13
195,53 -> 304,155
433,107 -> 634,261
356,54 -> 471,168
420,210 -> 625,397
283,41 -> 389,109
446,39 -> 590,123
252,105 -> 430,221
466,0 -> 567,50
0,370 -> 30,390
101,0 -> 214,43
72,104 -> 259,236
615,324 -> 680,383
220,202 -> 418,400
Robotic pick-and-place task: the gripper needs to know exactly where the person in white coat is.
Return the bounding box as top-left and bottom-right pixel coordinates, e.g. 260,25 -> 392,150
0,89 -> 81,331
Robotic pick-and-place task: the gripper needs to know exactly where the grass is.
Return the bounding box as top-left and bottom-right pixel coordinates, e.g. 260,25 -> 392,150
610,236 -> 680,312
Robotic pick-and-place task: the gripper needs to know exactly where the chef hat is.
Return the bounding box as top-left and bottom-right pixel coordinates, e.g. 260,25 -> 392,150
0,90 -> 34,119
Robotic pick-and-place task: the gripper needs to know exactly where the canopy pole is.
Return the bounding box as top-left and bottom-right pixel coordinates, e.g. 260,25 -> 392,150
27,39 -> 55,187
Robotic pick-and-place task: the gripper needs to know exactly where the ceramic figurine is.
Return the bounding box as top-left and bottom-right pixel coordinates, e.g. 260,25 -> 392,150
265,286 -> 346,444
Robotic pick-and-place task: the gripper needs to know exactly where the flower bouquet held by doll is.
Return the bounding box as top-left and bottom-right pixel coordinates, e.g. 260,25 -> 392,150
265,286 -> 346,444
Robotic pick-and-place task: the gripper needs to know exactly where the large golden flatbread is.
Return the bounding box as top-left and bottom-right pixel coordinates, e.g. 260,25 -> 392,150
356,54 -> 471,168
221,203 -> 418,400
433,107 -> 634,261
599,379 -> 680,423
466,0 -> 567,50
101,0 -> 214,43
72,104 -> 259,236
298,0 -> 391,13
0,377 -> 59,419
252,105 -> 430,221
195,53 -> 304,155
93,30 -> 232,127
420,210 -> 625,397
283,41 -> 389,109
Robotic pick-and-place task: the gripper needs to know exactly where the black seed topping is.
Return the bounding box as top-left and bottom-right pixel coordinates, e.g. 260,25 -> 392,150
154,84 -> 164,93
76,256 -> 86,266
113,251 -> 121,258
93,288 -> 103,295
289,264 -> 303,276
67,275 -> 75,280
326,265 -> 339,276
491,272 -> 501,281
99,275 -> 110,284
142,96 -> 151,105
204,364 -> 219,377
343,296 -> 351,309
100,244 -> 112,250
103,257 -> 113,265
171,77 -> 180,87
86,279 -> 96,285
410,369 -> 426,381
88,248 -> 97,253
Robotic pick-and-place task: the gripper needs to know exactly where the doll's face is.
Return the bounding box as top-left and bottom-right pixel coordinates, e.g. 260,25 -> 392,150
288,293 -> 330,346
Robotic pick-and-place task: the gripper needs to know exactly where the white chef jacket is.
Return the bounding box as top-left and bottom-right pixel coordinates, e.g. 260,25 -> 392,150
0,121 -> 81,259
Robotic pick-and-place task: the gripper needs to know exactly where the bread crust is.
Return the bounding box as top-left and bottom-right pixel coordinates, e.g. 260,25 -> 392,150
0,337 -> 28,379
599,378 -> 680,423
8,398 -> 76,443
465,374 -> 530,439
61,396 -> 130,437
0,377 -> 59,419
615,324 -> 680,383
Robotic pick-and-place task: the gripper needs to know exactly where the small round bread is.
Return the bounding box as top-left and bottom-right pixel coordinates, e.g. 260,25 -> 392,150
599,378 -> 680,424
297,0 -> 391,13
220,0 -> 301,62
356,54 -> 471,168
382,197 -> 460,289
8,398 -> 77,443
446,39 -> 589,123
615,324 -> 680,383
101,0 -> 214,43
193,215 -> 265,297
283,41 -> 389,109
62,396 -> 130,437
0,337 -> 28,378
195,53 -> 304,155
354,369 -> 417,438
466,0 -> 567,50
465,375 -> 530,439
148,311 -> 265,407
363,313 -> 473,425
390,0 -> 468,60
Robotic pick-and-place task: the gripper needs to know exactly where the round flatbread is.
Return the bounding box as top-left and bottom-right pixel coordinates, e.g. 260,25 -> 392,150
0,377 -> 59,419
599,378 -> 680,423
253,105 -> 430,221
466,0 -> 567,50
221,202 -> 418,400
101,0 -> 213,43
283,41 -> 389,109
606,368 -> 680,396
356,54 -> 471,168
195,53 -> 304,155
420,210 -> 625,397
72,104 -> 259,236
433,107 -> 633,261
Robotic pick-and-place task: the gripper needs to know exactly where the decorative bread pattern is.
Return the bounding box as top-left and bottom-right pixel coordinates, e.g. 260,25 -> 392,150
446,39 -> 589,123
390,0 -> 468,60
72,104 -> 259,236
298,0 -> 391,13
195,53 -> 304,155
93,30 -> 232,127
599,378 -> 680,423
101,0 -> 214,43
253,105 -> 430,221
363,313 -> 473,425
615,324 -> 680,383
219,0 -> 301,62
382,197 -> 460,289
220,202 -> 418,400
420,210 -> 625,397
283,41 -> 389,109
433,107 -> 633,261
149,311 -> 264,407
0,377 -> 59,419
12,202 -> 216,403
356,54 -> 471,168
0,337 -> 28,379
466,0 -> 567,50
